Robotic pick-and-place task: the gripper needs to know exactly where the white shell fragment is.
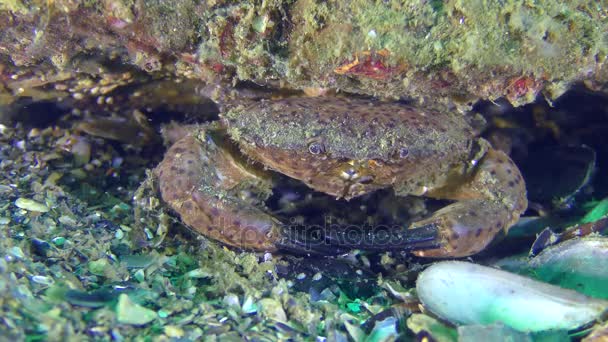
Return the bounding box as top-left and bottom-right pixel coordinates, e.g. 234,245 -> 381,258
416,261 -> 608,332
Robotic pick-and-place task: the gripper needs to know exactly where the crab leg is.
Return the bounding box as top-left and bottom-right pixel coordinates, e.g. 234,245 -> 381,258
155,127 -> 283,251
411,149 -> 528,257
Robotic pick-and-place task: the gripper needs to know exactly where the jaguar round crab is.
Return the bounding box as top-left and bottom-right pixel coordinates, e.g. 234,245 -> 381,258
154,84 -> 527,258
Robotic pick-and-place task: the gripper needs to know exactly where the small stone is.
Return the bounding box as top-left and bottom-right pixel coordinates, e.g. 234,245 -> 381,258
31,275 -> 54,286
9,246 -> 25,260
0,217 -> 10,225
70,136 -> 91,166
89,258 -> 109,276
119,224 -> 132,231
223,294 -> 240,308
367,317 -> 399,342
144,228 -> 154,239
318,288 -> 337,302
134,269 -> 145,282
186,268 -> 211,278
51,237 -> 66,246
116,294 -> 157,325
263,252 -> 273,262
157,309 -> 170,318
164,325 -> 184,338
14,198 -> 49,212
58,215 -> 78,226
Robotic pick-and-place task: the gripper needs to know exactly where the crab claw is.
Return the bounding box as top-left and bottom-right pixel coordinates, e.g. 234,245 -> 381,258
411,148 -> 528,258
324,224 -> 439,252
317,148 -> 527,258
275,225 -> 353,256
156,128 -> 285,251
275,223 -> 438,255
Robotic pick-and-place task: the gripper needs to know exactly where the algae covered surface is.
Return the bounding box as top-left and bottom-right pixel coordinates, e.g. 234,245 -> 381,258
1,0 -> 608,341
0,1 -> 607,107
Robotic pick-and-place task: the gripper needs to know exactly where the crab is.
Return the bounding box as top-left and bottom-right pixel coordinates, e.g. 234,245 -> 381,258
154,84 -> 527,258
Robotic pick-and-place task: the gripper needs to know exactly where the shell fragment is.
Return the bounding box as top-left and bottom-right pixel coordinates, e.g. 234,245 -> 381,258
416,261 -> 608,332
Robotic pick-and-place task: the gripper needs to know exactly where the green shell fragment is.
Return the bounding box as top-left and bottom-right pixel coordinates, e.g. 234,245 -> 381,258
14,198 -> 49,212
581,197 -> 608,224
116,294 -> 157,326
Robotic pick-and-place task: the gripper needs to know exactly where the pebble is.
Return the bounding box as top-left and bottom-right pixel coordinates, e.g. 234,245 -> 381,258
14,198 -> 49,212
52,237 -> 66,246
58,215 -> 78,226
133,269 -> 145,282
31,275 -> 54,286
223,294 -> 240,308
9,246 -> 25,260
164,325 -> 184,338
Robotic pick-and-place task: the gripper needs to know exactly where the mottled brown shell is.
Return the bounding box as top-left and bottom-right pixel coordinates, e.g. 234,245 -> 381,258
222,96 -> 476,199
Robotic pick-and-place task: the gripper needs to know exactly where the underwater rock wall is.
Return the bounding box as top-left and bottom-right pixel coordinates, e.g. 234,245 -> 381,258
1,0 -> 607,107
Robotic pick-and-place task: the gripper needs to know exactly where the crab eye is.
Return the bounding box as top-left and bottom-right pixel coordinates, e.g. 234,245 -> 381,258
398,147 -> 409,158
308,142 -> 325,155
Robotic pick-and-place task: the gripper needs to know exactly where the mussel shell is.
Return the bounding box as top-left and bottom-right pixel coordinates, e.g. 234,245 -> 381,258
528,236 -> 608,299
417,261 -> 608,332
520,145 -> 595,209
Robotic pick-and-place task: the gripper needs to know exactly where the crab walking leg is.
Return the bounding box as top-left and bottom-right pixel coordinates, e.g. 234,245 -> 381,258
412,149 -> 528,257
155,129 -> 282,251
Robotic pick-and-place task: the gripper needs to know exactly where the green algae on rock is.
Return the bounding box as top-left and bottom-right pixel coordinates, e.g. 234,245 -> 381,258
1,1 -> 607,107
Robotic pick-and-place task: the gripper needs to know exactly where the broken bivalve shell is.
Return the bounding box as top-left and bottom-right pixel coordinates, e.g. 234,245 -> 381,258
416,261 -> 608,332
